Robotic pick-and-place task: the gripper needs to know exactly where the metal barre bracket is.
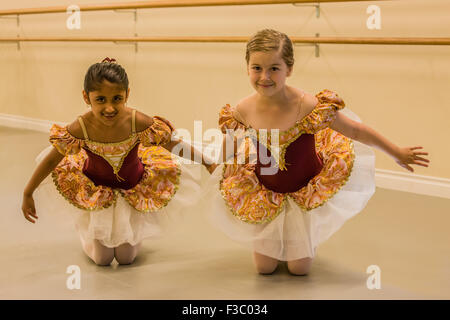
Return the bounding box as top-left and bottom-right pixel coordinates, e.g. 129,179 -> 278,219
114,9 -> 137,23
294,33 -> 320,57
113,9 -> 138,52
292,2 -> 320,18
0,14 -> 20,50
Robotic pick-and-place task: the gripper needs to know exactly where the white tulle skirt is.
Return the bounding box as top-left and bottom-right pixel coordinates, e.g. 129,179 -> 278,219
205,109 -> 376,261
34,146 -> 203,248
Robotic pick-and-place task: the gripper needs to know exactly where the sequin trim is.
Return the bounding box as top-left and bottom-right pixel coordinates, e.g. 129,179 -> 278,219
219,164 -> 287,224
289,138 -> 355,211
85,138 -> 140,181
119,146 -> 182,213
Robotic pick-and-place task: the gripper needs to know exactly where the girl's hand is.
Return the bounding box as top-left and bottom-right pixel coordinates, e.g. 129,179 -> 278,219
22,194 -> 38,224
394,146 -> 429,172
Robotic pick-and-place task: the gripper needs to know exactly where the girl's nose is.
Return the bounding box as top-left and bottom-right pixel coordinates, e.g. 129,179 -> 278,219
261,70 -> 271,81
104,105 -> 116,113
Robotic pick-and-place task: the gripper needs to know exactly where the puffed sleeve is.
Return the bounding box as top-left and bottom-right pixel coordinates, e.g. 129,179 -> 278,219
49,124 -> 85,155
301,89 -> 346,133
219,104 -> 247,134
137,116 -> 175,146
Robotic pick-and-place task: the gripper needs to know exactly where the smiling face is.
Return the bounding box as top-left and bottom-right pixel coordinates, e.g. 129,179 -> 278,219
247,49 -> 292,98
83,80 -> 130,127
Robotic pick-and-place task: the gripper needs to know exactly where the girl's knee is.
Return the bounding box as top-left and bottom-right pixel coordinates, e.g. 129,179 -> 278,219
253,252 -> 278,275
85,240 -> 114,266
255,262 -> 278,275
287,258 -> 312,276
115,252 -> 137,265
93,250 -> 114,266
115,243 -> 140,265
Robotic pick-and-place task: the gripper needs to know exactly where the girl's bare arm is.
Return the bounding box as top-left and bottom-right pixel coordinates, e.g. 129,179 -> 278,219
22,147 -> 64,223
23,147 -> 64,196
330,112 -> 429,172
162,139 -> 218,173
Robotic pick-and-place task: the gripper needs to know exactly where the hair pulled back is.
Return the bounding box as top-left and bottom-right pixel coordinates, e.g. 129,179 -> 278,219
84,57 -> 129,94
246,29 -> 294,68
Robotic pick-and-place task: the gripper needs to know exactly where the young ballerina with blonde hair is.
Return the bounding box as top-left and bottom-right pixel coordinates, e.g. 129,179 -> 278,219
207,29 -> 429,275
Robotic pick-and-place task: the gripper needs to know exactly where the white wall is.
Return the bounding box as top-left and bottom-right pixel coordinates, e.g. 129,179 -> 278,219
0,0 -> 449,181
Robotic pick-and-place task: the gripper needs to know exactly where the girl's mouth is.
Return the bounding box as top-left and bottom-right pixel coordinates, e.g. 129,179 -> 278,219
103,113 -> 117,119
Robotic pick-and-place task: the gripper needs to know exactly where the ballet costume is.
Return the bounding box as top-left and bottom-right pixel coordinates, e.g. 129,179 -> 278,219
207,89 -> 376,261
34,109 -> 201,248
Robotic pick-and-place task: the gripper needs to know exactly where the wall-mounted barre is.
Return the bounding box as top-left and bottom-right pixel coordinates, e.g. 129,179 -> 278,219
0,36 -> 448,46
0,0 -> 392,16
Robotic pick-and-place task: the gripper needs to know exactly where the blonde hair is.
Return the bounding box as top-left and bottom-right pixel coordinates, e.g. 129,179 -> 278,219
245,29 -> 294,68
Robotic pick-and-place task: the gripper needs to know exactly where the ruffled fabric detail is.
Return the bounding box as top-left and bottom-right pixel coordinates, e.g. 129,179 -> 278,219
299,89 -> 346,134
221,164 -> 285,223
120,146 -> 181,212
138,116 -> 175,147
52,145 -> 180,212
219,104 -> 248,133
288,128 -> 354,210
218,89 -> 354,223
50,124 -> 85,155
52,150 -> 116,210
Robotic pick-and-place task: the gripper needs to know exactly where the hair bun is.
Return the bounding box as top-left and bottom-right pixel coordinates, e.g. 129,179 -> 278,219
101,57 -> 117,64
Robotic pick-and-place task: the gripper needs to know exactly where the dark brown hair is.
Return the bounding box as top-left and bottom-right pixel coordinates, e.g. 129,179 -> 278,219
84,57 -> 129,93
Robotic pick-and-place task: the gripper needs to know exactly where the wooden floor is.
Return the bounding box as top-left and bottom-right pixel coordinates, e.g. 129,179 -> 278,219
1,126 -> 449,300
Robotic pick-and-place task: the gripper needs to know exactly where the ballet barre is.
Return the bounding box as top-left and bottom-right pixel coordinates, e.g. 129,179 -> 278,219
0,0 -> 391,16
0,36 -> 449,46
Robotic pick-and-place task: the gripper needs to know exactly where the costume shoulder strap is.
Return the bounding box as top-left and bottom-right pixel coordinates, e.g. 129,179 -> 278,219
77,116 -> 89,140
131,109 -> 136,134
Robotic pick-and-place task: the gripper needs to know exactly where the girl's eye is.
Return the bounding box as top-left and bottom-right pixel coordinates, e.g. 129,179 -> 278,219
114,96 -> 122,102
272,67 -> 279,71
96,97 -> 105,102
252,66 -> 261,71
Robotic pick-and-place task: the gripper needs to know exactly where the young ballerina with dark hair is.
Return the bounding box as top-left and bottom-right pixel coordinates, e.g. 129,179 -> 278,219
22,58 -> 211,266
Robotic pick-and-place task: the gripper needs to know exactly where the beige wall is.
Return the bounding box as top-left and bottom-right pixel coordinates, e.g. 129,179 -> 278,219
0,0 -> 449,178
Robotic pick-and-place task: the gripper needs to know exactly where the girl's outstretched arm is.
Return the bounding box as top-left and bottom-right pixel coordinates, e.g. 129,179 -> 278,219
135,111 -> 218,173
162,138 -> 217,173
22,147 -> 64,223
330,112 -> 430,172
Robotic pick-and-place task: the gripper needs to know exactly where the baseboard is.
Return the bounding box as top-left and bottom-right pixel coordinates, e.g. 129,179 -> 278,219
2,113 -> 449,199
375,169 -> 450,199
0,113 -> 66,132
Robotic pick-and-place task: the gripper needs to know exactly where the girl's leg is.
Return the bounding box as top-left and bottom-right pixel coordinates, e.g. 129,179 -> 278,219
253,251 -> 279,275
81,238 -> 114,266
287,257 -> 313,276
114,242 -> 142,265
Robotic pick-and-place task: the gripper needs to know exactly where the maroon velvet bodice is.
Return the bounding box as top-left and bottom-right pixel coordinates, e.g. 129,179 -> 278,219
82,144 -> 144,190
254,134 -> 323,193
